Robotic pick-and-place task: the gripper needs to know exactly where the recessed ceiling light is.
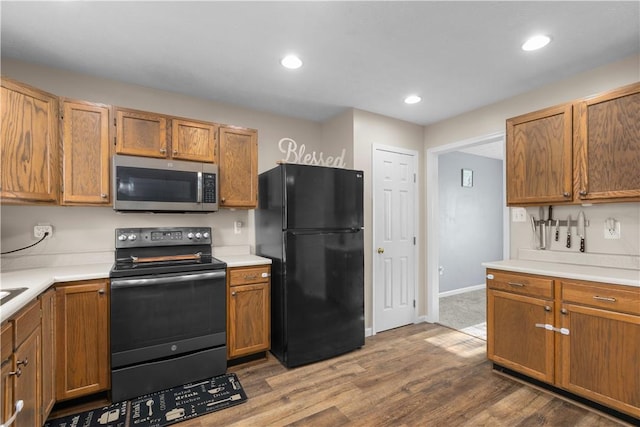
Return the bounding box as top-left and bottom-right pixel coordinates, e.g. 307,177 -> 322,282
404,95 -> 422,104
522,35 -> 551,51
281,54 -> 302,69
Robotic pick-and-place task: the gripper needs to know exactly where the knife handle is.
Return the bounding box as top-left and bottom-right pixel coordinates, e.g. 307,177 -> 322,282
555,228 -> 559,241
566,233 -> 571,248
580,238 -> 585,253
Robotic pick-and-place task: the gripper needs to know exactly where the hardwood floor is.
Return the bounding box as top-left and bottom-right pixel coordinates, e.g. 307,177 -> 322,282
179,323 -> 628,426
49,323 -> 630,426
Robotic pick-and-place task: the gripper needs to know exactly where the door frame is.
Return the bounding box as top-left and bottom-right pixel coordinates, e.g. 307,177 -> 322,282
425,131 -> 509,323
372,144 -> 419,335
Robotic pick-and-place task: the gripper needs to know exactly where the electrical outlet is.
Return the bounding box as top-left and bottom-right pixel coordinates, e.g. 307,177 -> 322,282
511,207 -> 527,222
34,224 -> 53,239
234,221 -> 243,235
603,219 -> 621,240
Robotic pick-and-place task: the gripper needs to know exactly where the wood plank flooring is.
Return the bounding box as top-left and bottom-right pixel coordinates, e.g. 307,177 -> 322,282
49,323 -> 631,426
179,323 -> 629,426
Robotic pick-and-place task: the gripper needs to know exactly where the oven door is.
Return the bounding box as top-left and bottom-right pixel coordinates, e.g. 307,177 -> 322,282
110,270 -> 226,369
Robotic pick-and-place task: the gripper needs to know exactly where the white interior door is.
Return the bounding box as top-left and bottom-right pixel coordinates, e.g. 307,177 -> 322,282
373,146 -> 417,333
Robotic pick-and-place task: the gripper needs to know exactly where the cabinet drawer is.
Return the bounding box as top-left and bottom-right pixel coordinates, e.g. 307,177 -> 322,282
561,280 -> 640,315
229,266 -> 271,286
486,270 -> 553,299
1,322 -> 13,361
13,299 -> 40,348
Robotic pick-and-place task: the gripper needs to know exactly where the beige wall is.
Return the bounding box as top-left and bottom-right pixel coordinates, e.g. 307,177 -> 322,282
423,54 -> 640,275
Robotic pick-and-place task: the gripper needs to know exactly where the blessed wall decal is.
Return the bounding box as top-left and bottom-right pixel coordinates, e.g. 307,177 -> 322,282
278,138 -> 346,168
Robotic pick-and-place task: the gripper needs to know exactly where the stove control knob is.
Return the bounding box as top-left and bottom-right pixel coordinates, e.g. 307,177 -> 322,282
203,232 -> 210,239
195,232 -> 202,239
187,232 -> 194,239
128,234 -> 137,241
118,234 -> 127,241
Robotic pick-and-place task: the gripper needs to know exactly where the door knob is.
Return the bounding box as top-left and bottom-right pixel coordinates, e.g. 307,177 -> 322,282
377,248 -> 384,254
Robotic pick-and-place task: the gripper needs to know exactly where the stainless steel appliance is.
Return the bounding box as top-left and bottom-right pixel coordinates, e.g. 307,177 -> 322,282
255,164 -> 365,368
109,227 -> 227,402
113,154 -> 218,212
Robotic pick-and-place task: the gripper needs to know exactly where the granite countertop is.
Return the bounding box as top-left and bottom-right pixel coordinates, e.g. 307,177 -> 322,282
1,252 -> 272,323
483,259 -> 640,288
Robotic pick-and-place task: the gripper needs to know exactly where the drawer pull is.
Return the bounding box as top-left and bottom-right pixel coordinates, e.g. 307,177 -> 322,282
593,295 -> 616,303
507,282 -> 525,287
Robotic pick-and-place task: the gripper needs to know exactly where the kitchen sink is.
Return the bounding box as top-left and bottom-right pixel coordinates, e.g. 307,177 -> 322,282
0,287 -> 28,306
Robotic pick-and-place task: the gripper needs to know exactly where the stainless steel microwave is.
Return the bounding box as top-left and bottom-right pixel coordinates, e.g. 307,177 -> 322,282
113,155 -> 218,212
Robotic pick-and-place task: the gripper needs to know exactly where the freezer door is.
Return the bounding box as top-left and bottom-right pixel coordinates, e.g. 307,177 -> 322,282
282,229 -> 365,367
283,164 -> 363,229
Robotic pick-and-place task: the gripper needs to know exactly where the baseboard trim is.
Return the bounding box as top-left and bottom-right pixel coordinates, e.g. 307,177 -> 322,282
439,283 -> 486,298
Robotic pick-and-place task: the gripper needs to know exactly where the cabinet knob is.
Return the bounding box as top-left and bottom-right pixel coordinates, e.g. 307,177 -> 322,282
101,193 -> 107,199
231,291 -> 237,296
160,148 -> 167,154
579,190 -> 587,197
544,306 -> 552,312
98,289 -> 105,295
563,192 -> 571,198
561,308 -> 568,315
173,150 -> 178,155
221,197 -> 226,203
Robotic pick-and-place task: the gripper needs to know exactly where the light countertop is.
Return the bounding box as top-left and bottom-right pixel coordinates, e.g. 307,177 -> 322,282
483,259 -> 640,288
1,254 -> 271,323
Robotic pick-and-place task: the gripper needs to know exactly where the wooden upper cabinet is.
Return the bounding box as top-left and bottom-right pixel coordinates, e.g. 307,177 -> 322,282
1,78 -> 59,204
573,82 -> 640,202
219,126 -> 258,208
506,104 -> 573,206
115,107 -> 168,158
171,119 -> 218,163
61,99 -> 111,205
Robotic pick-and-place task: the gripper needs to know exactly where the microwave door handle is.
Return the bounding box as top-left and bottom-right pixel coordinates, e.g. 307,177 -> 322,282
197,172 -> 203,203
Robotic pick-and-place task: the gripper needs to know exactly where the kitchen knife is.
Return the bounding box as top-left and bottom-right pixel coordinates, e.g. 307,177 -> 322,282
578,211 -> 586,253
566,214 -> 572,248
554,219 -> 560,241
539,206 -> 546,250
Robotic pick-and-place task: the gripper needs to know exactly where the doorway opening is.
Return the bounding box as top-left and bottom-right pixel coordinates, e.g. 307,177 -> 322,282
425,132 -> 508,339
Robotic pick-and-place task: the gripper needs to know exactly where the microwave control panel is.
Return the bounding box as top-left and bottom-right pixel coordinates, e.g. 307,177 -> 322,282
203,173 -> 217,204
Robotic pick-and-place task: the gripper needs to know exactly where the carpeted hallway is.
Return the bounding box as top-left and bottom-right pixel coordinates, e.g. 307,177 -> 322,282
438,288 -> 486,340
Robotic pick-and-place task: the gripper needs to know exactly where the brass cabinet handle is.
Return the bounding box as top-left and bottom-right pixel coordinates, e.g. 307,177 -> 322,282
16,358 -> 28,368
507,282 -> 525,287
563,192 -> 571,198
8,368 -> 22,377
593,295 -> 616,303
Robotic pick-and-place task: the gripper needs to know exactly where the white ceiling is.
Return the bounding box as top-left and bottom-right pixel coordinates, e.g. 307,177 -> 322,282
1,1 -> 639,126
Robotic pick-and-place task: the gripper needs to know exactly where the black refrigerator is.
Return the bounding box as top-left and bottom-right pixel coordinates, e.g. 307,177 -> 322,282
255,163 -> 365,368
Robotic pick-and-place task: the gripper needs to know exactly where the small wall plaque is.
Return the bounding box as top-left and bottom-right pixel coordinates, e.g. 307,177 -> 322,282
461,169 -> 473,187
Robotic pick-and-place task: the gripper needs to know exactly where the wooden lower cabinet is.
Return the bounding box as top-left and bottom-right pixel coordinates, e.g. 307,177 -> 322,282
39,289 -> 56,418
487,269 -> 640,418
55,279 -> 110,401
1,322 -> 15,426
227,265 -> 271,359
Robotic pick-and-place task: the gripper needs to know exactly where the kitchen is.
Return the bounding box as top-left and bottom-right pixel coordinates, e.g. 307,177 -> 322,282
1,2 -> 640,426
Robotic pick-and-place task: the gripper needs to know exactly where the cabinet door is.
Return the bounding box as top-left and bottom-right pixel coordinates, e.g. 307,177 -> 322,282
115,108 -> 168,158
171,119 -> 218,163
55,280 -> 109,401
61,99 -> 111,205
574,82 -> 640,202
219,126 -> 258,208
506,104 -> 573,205
1,357 -> 15,427
559,303 -> 640,418
1,79 -> 59,203
39,289 -> 56,419
487,289 -> 555,383
14,328 -> 40,427
228,282 -> 270,359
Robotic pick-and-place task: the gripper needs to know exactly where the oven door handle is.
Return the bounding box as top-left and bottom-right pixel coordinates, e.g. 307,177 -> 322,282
111,270 -> 225,289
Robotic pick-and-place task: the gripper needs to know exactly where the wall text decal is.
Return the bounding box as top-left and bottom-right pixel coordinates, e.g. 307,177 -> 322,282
278,138 -> 346,168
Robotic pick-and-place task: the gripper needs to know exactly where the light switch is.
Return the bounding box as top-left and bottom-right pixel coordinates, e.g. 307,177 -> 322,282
511,208 -> 527,222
